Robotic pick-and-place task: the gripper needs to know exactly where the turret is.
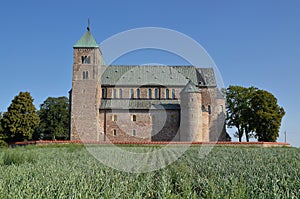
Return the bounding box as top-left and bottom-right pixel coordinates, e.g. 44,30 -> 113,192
180,80 -> 203,141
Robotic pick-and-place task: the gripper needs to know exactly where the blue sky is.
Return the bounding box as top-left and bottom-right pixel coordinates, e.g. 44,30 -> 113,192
0,0 -> 299,146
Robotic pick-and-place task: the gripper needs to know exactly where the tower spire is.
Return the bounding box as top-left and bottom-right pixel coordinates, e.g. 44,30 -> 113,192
87,18 -> 90,31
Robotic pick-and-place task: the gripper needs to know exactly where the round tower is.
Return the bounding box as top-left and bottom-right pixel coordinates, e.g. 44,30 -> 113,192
180,80 -> 202,141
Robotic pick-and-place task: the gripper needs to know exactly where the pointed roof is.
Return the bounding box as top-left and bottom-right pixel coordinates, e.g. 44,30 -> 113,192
73,30 -> 99,48
181,80 -> 200,93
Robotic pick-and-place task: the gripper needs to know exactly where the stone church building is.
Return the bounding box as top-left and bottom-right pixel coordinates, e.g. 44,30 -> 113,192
70,26 -> 230,142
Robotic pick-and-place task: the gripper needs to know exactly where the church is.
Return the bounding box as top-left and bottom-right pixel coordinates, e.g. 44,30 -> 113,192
70,25 -> 230,142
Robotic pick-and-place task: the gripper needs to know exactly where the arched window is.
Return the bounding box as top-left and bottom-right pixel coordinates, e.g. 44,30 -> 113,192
148,89 -> 152,99
154,88 -> 159,99
137,89 -> 140,99
172,89 -> 175,99
112,115 -> 117,122
113,129 -> 117,136
113,89 -> 117,99
83,71 -> 89,80
166,89 -> 169,99
208,105 -> 211,114
81,56 -> 91,64
119,89 -> 123,99
132,130 -> 136,136
131,115 -> 137,122
102,88 -> 106,98
130,89 -> 134,99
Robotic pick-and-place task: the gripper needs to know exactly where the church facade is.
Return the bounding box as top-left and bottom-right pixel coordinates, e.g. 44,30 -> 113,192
70,27 -> 230,142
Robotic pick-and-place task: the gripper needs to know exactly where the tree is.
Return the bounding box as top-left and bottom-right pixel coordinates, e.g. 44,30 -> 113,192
37,96 -> 69,140
2,92 -> 40,142
251,90 -> 285,142
0,112 -> 4,138
226,86 -> 257,142
226,86 -> 285,142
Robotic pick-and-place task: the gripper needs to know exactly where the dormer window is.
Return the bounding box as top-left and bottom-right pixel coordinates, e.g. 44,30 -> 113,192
83,71 -> 89,80
81,56 -> 90,64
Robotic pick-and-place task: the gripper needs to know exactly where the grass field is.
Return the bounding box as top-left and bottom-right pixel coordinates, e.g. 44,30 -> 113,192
0,144 -> 299,198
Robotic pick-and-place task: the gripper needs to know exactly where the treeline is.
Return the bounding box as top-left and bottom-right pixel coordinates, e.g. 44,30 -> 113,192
0,92 -> 69,144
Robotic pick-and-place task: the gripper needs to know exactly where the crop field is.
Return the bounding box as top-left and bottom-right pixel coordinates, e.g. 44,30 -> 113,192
0,144 -> 299,198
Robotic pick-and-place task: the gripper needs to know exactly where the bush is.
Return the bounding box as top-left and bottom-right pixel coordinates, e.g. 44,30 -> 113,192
0,140 -> 8,148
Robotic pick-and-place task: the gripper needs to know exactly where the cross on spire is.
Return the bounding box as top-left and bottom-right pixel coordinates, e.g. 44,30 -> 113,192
87,18 -> 90,31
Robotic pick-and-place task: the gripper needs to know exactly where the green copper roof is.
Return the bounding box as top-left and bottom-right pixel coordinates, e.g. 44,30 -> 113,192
181,80 -> 200,93
74,30 -> 99,48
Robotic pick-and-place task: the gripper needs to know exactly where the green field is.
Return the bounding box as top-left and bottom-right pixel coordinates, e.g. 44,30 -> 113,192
0,144 -> 299,198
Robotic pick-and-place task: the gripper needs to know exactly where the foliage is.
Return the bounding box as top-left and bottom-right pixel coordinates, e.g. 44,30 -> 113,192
226,86 -> 257,142
0,112 -> 4,140
36,96 -> 69,140
251,90 -> 285,142
0,145 -> 299,198
226,86 -> 285,142
1,92 -> 40,142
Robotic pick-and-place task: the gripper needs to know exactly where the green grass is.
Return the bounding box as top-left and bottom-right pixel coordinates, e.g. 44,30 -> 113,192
0,144 -> 299,198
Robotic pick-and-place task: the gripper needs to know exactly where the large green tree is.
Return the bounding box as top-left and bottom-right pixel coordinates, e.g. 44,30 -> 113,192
36,96 -> 69,140
2,92 -> 40,142
226,86 -> 257,142
226,86 -> 285,142
251,90 -> 285,142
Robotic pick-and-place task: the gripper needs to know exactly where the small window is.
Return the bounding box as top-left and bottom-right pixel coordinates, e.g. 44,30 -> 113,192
166,89 -> 169,99
154,88 -> 159,99
208,105 -> 211,114
130,89 -> 134,99
81,56 -> 91,64
113,129 -> 117,136
132,130 -> 136,136
112,115 -> 117,122
137,89 -> 140,99
148,89 -> 152,99
83,71 -> 89,80
119,89 -> 123,99
113,89 -> 117,99
131,115 -> 137,122
172,89 -> 175,99
102,88 -> 106,98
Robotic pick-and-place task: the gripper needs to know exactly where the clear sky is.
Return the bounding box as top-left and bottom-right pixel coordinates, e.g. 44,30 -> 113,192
0,0 -> 299,146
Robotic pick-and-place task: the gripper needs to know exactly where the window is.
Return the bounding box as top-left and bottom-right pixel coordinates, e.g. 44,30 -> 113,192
81,56 -> 91,64
112,115 -> 117,122
83,71 -> 89,80
137,89 -> 140,99
102,88 -> 106,98
113,89 -> 117,99
113,129 -> 117,136
166,89 -> 169,99
208,105 -> 211,114
131,115 -> 136,122
132,130 -> 136,136
148,89 -> 152,99
119,89 -> 123,99
172,89 -> 175,99
154,88 -> 159,99
130,89 -> 134,99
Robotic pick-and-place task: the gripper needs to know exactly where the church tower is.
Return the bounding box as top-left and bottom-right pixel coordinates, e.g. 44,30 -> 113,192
70,22 -> 102,141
